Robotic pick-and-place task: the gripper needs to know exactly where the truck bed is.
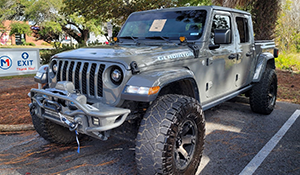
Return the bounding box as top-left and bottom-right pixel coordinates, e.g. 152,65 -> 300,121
255,40 -> 276,55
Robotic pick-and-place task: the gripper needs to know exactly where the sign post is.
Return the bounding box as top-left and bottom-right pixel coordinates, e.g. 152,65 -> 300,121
107,22 -> 113,39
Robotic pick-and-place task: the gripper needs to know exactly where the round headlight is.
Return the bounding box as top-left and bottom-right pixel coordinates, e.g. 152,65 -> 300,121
52,64 -> 58,73
110,67 -> 123,85
51,60 -> 58,73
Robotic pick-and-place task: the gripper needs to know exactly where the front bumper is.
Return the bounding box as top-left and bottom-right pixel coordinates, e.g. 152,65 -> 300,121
29,88 -> 131,135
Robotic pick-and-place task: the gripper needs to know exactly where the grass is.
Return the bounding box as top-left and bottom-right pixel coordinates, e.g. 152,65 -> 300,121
0,74 -> 35,80
0,45 -> 52,49
275,52 -> 300,72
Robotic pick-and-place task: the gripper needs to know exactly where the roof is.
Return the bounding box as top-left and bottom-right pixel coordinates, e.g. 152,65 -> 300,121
211,6 -> 250,15
130,5 -> 250,16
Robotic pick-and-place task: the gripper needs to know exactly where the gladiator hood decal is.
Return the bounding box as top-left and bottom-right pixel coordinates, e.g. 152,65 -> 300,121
54,45 -> 195,70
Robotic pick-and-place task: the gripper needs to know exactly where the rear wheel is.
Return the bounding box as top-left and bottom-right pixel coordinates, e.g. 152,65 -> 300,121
250,67 -> 277,114
135,94 -> 205,175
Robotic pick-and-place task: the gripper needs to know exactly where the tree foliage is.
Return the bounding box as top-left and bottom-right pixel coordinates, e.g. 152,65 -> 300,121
32,21 -> 62,43
63,0 -> 172,25
0,0 -> 103,45
9,22 -> 31,36
250,0 -> 280,40
275,0 -> 300,52
212,0 -> 248,8
0,0 -> 29,21
64,0 -> 279,40
212,0 -> 280,40
63,0 -> 211,26
1,0 -> 281,44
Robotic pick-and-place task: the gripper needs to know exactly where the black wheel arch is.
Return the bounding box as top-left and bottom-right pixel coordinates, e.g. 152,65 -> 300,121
158,78 -> 200,102
252,53 -> 276,83
266,58 -> 275,69
121,67 -> 201,103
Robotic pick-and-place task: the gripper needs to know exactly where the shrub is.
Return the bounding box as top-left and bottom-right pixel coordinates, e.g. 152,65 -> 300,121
39,41 -> 109,64
276,52 -> 300,72
27,42 -> 36,46
40,42 -> 81,64
41,42 -> 50,46
21,42 -> 36,46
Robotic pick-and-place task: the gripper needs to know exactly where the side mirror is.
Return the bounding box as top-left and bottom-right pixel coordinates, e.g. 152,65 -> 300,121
214,29 -> 231,44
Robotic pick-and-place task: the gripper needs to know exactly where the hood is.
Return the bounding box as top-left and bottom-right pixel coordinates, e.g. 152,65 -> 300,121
55,45 -> 195,70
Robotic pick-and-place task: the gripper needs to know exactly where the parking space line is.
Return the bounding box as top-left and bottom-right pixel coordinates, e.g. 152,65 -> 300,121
239,110 -> 300,175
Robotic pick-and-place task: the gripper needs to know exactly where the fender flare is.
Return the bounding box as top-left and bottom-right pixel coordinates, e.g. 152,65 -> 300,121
252,52 -> 275,83
121,67 -> 199,102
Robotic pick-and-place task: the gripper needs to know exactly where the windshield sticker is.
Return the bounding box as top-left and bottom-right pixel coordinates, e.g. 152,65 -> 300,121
149,19 -> 167,32
157,52 -> 194,61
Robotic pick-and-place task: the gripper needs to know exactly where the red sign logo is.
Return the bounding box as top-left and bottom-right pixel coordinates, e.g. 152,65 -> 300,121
0,56 -> 12,70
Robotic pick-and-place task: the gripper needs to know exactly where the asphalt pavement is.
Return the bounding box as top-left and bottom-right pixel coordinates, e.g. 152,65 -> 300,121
0,98 -> 299,175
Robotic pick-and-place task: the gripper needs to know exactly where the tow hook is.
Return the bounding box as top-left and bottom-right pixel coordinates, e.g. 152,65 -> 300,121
56,108 -> 80,153
58,112 -> 78,131
55,106 -> 78,131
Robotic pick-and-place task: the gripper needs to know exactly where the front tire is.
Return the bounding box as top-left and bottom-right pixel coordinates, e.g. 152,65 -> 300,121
135,94 -> 205,175
250,67 -> 277,114
31,112 -> 76,144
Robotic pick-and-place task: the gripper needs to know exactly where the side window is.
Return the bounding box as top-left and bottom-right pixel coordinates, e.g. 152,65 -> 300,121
211,15 -> 231,44
236,17 -> 249,43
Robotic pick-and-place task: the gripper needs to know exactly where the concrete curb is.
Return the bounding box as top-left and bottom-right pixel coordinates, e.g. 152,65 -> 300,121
0,124 -> 34,132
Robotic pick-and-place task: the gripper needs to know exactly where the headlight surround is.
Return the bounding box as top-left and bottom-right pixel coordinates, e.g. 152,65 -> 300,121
34,65 -> 49,84
110,66 -> 123,85
50,60 -> 57,73
49,60 -> 57,79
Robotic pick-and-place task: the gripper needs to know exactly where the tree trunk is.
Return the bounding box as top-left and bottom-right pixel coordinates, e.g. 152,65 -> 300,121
251,0 -> 280,40
61,26 -> 89,45
81,29 -> 89,45
212,0 -> 280,40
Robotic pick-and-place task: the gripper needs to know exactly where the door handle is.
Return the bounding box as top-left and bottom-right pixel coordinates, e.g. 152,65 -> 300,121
228,54 -> 237,59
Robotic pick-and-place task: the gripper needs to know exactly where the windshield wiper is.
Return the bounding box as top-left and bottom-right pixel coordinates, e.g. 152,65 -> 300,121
145,36 -> 172,43
118,36 -> 139,43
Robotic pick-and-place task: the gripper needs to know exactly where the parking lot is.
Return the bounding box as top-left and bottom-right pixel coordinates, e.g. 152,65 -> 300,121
0,98 -> 299,175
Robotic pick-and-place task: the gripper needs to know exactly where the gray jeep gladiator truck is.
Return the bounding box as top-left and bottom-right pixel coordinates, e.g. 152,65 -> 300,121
29,6 -> 278,175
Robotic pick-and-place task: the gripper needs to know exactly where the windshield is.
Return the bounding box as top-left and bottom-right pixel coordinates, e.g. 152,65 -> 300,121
119,10 -> 207,40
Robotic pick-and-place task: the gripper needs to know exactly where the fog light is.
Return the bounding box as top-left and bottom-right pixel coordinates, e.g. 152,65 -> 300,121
92,117 -> 100,126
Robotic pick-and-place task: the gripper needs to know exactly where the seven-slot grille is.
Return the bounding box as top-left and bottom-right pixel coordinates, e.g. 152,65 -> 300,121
55,60 -> 105,98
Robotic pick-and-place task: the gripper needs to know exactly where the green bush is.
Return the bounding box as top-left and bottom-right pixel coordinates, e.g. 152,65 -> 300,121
21,41 -> 36,46
40,41 -> 109,64
294,33 -> 300,53
27,42 -> 36,46
40,42 -> 82,64
276,52 -> 300,72
87,39 -> 104,46
41,42 -> 50,46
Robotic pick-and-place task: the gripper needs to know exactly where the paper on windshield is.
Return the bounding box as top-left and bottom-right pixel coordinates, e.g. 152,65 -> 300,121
149,19 -> 167,32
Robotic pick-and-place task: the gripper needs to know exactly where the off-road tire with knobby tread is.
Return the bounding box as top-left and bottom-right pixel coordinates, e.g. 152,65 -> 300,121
250,67 -> 277,114
135,94 -> 205,175
31,113 -> 76,144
